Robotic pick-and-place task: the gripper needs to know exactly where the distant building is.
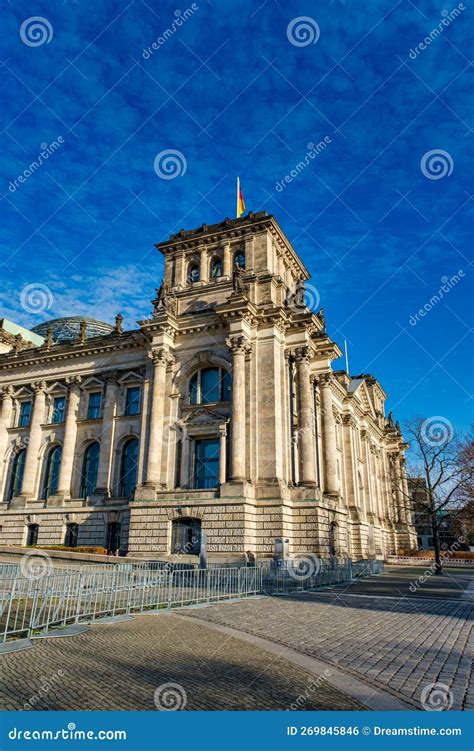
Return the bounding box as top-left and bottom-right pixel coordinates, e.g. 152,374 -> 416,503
0,213 -> 416,560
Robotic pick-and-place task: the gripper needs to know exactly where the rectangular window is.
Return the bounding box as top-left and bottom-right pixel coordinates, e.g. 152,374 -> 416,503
26,524 -> 39,546
125,386 -> 140,416
87,392 -> 102,420
51,396 -> 65,424
18,401 -> 32,428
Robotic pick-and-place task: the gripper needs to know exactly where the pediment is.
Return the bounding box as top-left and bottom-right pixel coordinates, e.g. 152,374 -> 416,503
81,376 -> 104,390
183,407 -> 228,426
13,386 -> 33,399
47,381 -> 67,393
118,371 -> 143,385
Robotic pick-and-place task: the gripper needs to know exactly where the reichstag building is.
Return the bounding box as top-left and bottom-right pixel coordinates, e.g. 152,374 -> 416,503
0,213 -> 416,560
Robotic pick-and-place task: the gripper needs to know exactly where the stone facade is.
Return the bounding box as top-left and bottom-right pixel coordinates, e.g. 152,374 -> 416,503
0,212 -> 416,561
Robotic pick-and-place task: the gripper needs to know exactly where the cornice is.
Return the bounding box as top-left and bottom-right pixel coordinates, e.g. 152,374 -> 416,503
0,332 -> 145,371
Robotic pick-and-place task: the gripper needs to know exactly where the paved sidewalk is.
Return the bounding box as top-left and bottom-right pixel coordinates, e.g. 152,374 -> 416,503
185,586 -> 473,710
0,614 -> 363,711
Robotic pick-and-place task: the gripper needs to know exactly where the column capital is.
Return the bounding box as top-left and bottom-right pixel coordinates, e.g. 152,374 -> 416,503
32,380 -> 47,394
0,385 -> 14,399
102,369 -> 120,384
293,345 -> 312,364
342,414 -> 356,428
317,372 -> 333,387
225,335 -> 251,356
149,348 -> 174,367
65,375 -> 82,389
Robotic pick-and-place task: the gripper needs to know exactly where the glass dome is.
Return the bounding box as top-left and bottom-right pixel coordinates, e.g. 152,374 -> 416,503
31,317 -> 114,344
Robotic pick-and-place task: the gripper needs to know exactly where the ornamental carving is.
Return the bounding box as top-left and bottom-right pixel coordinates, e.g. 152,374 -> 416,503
32,380 -> 47,394
293,345 -> 312,364
149,349 -> 174,367
225,336 -> 252,356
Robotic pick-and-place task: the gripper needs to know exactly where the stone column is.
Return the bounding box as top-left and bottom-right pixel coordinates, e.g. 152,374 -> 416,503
226,336 -> 250,482
175,252 -> 186,287
219,425 -> 227,485
294,347 -> 316,485
145,349 -> 173,486
180,432 -> 190,488
319,373 -> 339,496
223,243 -> 231,277
199,247 -> 208,284
55,377 -> 81,499
20,381 -> 47,498
0,386 -> 14,495
94,373 -> 118,497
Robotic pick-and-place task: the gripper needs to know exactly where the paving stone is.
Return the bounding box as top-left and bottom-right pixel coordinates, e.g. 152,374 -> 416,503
0,614 -> 363,711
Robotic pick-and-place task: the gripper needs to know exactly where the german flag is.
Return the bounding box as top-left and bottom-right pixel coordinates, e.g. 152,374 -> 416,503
236,177 -> 246,218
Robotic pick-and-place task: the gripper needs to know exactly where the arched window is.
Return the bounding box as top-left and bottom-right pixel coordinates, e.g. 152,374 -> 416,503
119,437 -> 138,498
187,262 -> 200,284
171,517 -> 201,555
233,250 -> 245,270
42,445 -> 62,500
64,522 -> 79,548
189,367 -> 231,405
26,523 -> 39,547
7,449 -> 26,501
81,442 -> 100,499
210,256 -> 223,278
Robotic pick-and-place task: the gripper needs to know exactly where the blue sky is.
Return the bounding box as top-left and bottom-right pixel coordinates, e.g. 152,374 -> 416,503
1,0 -> 472,435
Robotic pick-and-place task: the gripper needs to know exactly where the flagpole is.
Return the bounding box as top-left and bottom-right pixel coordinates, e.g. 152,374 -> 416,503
236,176 -> 240,218
344,339 -> 350,375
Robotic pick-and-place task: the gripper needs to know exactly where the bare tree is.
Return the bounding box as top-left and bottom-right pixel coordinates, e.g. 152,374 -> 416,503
400,417 -> 473,574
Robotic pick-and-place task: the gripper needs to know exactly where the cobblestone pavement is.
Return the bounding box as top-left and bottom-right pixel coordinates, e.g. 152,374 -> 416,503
0,614 -> 364,711
185,587 -> 473,711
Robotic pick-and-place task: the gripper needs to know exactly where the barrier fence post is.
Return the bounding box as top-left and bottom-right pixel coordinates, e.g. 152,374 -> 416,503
167,570 -> 173,611
28,582 -> 40,639
74,572 -> 83,624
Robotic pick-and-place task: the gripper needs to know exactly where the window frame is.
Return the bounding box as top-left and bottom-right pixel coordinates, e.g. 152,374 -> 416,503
233,250 -> 245,270
64,522 -> 79,548
188,367 -> 231,405
209,256 -> 223,279
187,262 -> 200,284
26,523 -> 39,547
124,386 -> 141,416
51,395 -> 66,424
18,401 -> 32,428
87,391 -> 102,420
80,441 -> 100,499
42,445 -> 62,500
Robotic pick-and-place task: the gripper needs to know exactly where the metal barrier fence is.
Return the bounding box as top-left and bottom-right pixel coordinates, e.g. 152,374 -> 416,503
0,558 -> 383,644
